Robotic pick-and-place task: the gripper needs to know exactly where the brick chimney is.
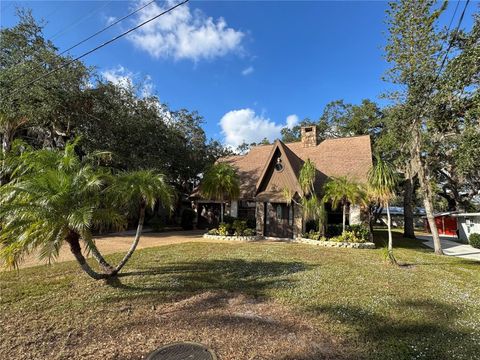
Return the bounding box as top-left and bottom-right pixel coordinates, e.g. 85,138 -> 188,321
301,126 -> 317,147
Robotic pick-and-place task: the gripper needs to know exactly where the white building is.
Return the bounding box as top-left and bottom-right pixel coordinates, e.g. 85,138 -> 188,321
452,213 -> 480,242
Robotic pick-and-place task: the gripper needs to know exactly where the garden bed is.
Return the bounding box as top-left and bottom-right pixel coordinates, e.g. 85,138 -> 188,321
296,237 -> 376,249
203,233 -> 261,242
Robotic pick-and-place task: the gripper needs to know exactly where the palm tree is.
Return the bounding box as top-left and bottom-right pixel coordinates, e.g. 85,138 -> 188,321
200,163 -> 240,223
323,176 -> 366,233
284,159 -> 326,235
0,141 -> 174,279
368,154 -> 397,262
106,170 -> 174,275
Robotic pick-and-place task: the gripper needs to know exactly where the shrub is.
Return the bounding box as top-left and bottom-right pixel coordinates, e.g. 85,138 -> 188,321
330,231 -> 366,243
326,224 -> 370,241
469,233 -> 480,249
243,228 -> 256,236
218,222 -> 231,236
233,219 -> 248,236
208,228 -> 219,235
181,208 -> 196,230
348,224 -> 370,242
302,230 -> 326,241
223,215 -> 236,225
326,224 -> 343,237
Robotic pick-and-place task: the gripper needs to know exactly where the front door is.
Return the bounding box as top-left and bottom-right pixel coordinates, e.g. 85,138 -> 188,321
266,203 -> 293,238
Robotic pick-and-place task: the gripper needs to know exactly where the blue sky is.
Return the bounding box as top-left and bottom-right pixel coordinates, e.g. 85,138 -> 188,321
1,1 -> 477,147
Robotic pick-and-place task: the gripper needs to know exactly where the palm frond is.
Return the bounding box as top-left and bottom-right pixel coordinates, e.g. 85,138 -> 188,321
368,154 -> 398,205
201,163 -> 240,201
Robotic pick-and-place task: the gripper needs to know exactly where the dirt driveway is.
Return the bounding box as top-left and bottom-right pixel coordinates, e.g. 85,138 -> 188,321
11,230 -> 211,269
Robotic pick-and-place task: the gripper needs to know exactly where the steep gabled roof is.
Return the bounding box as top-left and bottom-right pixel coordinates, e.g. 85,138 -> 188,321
255,140 -> 303,201
217,135 -> 372,199
255,140 -> 304,199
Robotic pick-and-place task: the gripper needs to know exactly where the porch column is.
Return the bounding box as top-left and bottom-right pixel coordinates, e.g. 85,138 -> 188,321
256,202 -> 265,236
230,200 -> 238,217
349,205 -> 362,225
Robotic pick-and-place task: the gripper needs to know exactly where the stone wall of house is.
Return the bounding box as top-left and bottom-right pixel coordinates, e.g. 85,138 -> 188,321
349,205 -> 362,225
256,202 -> 264,236
230,200 -> 238,217
293,203 -> 303,238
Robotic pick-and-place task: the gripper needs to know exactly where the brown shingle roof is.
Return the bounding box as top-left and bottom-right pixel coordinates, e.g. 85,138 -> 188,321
219,135 -> 373,199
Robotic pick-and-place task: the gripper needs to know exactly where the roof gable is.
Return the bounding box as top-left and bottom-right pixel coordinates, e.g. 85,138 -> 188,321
255,140 -> 303,198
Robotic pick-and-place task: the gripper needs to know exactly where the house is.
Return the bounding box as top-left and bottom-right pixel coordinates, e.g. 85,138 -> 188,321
452,213 -> 480,242
194,126 -> 373,239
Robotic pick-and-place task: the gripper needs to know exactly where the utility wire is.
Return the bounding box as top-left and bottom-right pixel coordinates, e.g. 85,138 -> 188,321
58,0 -> 158,57
16,0 -> 159,82
432,0 -> 470,85
445,0 -> 460,33
12,0 -> 189,95
415,0 -> 470,117
399,0 -> 470,153
50,1 -> 113,41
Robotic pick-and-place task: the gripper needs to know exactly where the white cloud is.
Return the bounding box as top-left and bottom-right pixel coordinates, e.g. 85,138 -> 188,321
140,75 -> 154,97
101,65 -> 134,88
125,0 -> 244,61
100,65 -> 155,97
220,109 -> 298,148
241,66 -> 254,76
286,114 -> 299,129
106,16 -> 116,25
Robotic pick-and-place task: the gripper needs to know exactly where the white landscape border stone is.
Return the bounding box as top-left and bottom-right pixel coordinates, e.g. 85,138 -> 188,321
296,238 -> 376,249
203,234 -> 262,242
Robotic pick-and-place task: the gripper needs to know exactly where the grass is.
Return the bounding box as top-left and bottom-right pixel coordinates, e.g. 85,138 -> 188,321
1,229 -> 479,359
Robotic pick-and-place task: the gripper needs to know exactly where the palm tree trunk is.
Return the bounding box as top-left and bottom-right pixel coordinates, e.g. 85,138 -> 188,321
66,231 -> 108,280
367,205 -> 375,242
342,202 -> 346,233
113,204 -> 145,275
220,202 -> 224,223
1,132 -> 12,186
386,202 -> 393,252
84,237 -> 115,273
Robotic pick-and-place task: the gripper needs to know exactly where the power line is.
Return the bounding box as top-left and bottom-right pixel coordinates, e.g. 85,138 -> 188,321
433,0 -> 470,85
49,1 -> 113,41
12,0 -> 189,96
445,0 -> 460,33
59,0 -> 158,57
16,0 -> 159,82
399,0 -> 470,153
415,0 -> 470,117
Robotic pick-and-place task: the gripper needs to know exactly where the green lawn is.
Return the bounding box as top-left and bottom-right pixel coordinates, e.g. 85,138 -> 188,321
1,230 -> 479,359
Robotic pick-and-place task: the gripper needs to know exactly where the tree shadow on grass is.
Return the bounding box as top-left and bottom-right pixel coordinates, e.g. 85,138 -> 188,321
296,299 -> 477,360
373,229 -> 429,250
105,259 -> 310,302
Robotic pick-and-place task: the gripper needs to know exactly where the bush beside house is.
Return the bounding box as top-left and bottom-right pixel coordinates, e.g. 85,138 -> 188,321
207,219 -> 255,237
299,223 -> 375,249
303,224 -> 370,243
469,233 -> 480,249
